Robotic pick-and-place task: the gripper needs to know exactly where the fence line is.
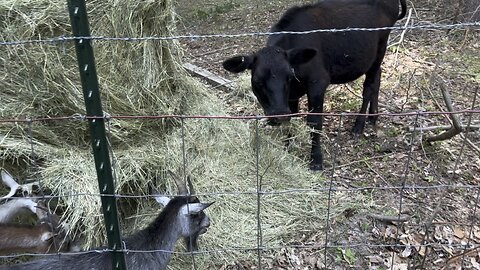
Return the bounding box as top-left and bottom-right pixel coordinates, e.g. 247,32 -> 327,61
1,8 -> 479,270
0,109 -> 479,123
2,183 -> 477,200
1,109 -> 479,268
0,22 -> 479,46
0,242 -> 477,259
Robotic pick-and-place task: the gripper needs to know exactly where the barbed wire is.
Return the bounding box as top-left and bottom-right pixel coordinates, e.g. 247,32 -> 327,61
0,22 -> 479,46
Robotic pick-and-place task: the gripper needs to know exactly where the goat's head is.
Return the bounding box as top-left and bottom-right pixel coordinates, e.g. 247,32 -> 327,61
1,169 -> 40,200
35,201 -> 72,252
0,171 -> 73,256
153,170 -> 214,252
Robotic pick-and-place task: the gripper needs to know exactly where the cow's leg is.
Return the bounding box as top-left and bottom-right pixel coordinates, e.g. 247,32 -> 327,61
352,67 -> 379,134
310,130 -> 323,171
353,53 -> 385,133
307,82 -> 328,171
367,66 -> 381,126
361,40 -> 388,130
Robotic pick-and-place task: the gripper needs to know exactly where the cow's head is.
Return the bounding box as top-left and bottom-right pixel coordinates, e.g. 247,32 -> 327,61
223,46 -> 316,125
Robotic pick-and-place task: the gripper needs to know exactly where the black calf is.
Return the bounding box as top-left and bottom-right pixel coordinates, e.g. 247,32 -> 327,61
223,0 -> 407,170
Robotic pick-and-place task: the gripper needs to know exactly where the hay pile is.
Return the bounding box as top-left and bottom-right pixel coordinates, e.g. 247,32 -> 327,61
0,0 -> 361,268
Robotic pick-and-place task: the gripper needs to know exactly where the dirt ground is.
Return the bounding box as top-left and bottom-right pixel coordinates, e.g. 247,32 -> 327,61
174,1 -> 480,269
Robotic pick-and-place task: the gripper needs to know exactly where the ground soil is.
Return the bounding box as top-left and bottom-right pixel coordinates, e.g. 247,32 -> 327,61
175,1 -> 480,269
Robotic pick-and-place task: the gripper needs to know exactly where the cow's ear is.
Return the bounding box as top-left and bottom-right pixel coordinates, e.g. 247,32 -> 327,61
287,48 -> 317,65
222,55 -> 253,73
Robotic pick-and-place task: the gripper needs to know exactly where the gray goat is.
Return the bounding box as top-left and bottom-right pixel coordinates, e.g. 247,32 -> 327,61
1,172 -> 213,270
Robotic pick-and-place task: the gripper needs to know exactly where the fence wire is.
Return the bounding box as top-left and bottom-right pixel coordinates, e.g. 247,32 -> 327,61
1,110 -> 480,123
1,182 -> 480,199
0,22 -> 479,46
1,110 -> 479,268
0,14 -> 479,270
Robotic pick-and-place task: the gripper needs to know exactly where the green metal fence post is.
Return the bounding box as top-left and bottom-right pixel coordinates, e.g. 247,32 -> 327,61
67,1 -> 127,269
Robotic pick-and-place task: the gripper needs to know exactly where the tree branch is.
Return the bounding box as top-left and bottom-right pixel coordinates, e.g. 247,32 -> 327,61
426,83 -> 463,142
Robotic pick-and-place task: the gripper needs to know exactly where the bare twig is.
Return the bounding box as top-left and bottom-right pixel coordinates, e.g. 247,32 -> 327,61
459,134 -> 480,155
390,8 -> 413,67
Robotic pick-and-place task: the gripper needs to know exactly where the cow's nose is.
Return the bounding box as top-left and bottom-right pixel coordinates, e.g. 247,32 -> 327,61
267,115 -> 291,125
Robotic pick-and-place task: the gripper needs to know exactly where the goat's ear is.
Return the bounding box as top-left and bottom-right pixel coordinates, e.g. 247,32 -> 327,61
149,184 -> 171,206
223,55 -> 253,73
287,48 -> 317,65
154,196 -> 171,206
180,202 -> 214,215
1,170 -> 17,187
1,170 -> 20,200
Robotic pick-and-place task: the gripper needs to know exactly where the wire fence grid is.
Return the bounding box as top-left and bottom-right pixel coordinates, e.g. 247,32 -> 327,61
1,111 -> 479,269
0,13 -> 479,270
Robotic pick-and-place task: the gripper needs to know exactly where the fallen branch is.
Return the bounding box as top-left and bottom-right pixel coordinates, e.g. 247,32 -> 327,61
426,83 -> 463,142
441,246 -> 480,270
408,124 -> 480,132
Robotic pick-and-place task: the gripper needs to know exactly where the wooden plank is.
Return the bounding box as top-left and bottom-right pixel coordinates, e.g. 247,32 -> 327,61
183,62 -> 234,90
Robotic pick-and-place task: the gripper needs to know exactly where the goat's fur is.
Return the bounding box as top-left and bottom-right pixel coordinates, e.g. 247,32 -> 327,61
0,223 -> 57,255
0,198 -> 37,223
0,202 -> 70,255
1,196 -> 213,270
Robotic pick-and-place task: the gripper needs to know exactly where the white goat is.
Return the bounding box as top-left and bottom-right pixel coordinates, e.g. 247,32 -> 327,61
0,170 -> 70,255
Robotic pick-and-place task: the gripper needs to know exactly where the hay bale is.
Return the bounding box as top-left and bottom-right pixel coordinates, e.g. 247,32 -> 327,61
0,0 -> 362,268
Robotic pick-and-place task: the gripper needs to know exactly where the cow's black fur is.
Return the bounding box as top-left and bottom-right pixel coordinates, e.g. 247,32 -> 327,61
223,0 -> 407,170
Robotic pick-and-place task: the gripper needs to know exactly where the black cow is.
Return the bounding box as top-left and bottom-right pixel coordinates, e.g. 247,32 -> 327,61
223,0 -> 407,170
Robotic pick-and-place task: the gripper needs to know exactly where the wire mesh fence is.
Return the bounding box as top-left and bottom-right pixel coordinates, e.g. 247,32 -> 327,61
0,1 -> 479,269
1,110 -> 479,269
